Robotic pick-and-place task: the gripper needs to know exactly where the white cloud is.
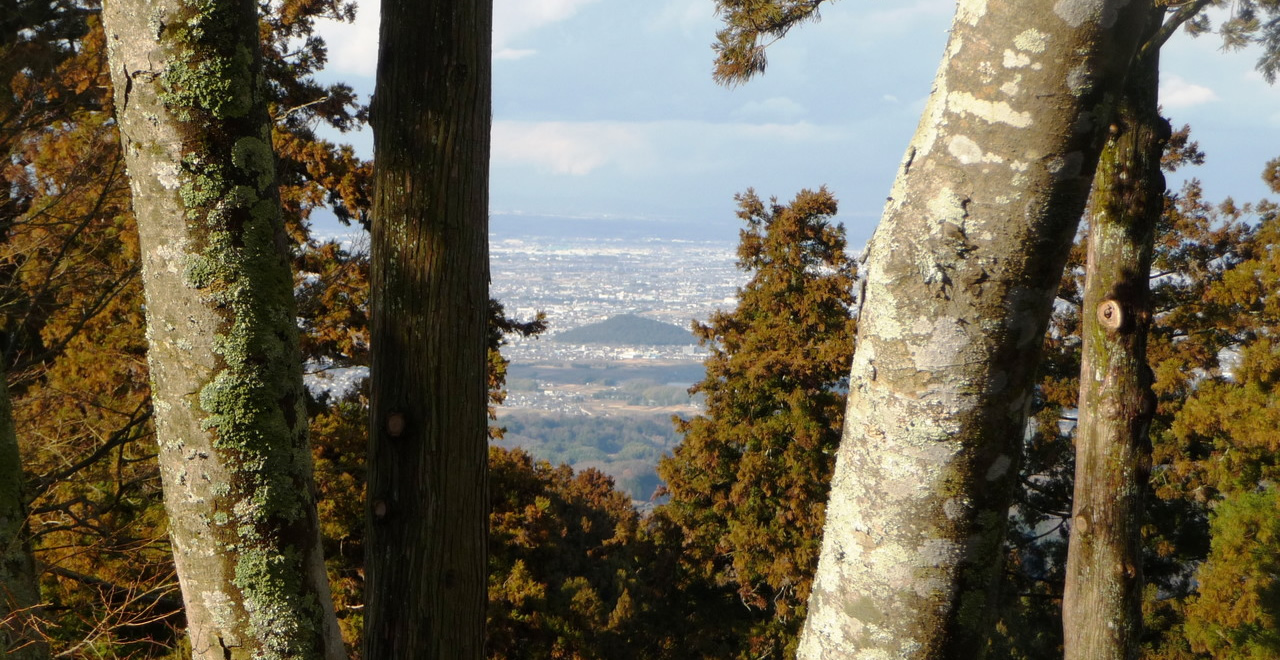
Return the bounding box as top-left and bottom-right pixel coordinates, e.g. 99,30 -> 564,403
314,4 -> 381,77
731,97 -> 807,122
1160,75 -> 1219,108
309,0 -> 598,75
649,0 -> 718,35
492,119 -> 846,176
494,0 -> 600,51
493,121 -> 649,175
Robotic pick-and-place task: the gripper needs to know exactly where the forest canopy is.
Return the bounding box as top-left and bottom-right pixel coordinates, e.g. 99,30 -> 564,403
1,0 -> 1279,659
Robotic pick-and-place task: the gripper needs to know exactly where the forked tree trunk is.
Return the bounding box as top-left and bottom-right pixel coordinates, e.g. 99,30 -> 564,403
0,369 -> 47,660
798,2 -> 1154,658
362,0 -> 492,656
1062,16 -> 1165,660
101,1 -> 344,658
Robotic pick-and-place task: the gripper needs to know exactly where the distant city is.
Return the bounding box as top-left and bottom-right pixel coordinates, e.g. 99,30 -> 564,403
309,219 -> 754,500
491,235 -> 744,364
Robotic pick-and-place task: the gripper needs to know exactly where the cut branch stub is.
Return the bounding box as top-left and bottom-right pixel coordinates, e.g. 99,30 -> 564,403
386,412 -> 406,438
1097,299 -> 1124,331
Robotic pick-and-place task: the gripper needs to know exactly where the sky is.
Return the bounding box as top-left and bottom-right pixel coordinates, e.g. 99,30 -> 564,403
311,0 -> 1280,247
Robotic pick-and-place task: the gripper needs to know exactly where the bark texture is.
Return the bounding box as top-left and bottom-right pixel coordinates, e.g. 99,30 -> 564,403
362,0 -> 492,655
1062,18 -> 1165,660
0,371 -> 47,660
798,2 -> 1154,658
100,1 -> 344,658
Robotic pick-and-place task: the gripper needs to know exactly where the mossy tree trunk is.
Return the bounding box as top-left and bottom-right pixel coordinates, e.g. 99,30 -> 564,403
1062,15 -> 1166,660
100,1 -> 345,658
0,365 -> 47,660
797,2 -> 1154,658
363,0 -> 492,656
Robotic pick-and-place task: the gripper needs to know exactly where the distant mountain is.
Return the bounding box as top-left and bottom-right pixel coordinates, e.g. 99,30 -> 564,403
554,314 -> 694,346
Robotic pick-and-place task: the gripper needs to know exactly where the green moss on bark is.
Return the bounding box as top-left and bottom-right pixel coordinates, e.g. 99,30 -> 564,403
145,0 -> 329,655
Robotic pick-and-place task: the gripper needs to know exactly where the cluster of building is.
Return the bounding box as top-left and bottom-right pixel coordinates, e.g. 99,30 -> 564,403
490,236 -> 745,364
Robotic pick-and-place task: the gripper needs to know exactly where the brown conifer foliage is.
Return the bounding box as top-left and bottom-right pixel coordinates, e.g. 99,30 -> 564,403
657,187 -> 856,658
1,0 -> 373,653
486,446 -> 644,660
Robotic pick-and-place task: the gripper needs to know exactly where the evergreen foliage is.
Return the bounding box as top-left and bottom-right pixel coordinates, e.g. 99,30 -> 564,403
487,446 -> 646,660
989,138 -> 1280,659
657,187 -> 856,658
712,0 -> 831,84
5,0 -> 1280,656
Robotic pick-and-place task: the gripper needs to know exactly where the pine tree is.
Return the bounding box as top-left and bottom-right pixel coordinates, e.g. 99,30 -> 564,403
657,187 -> 856,658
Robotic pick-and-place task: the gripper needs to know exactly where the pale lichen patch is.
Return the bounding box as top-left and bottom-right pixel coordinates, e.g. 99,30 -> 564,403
1002,49 -> 1031,69
916,317 -> 962,368
1013,28 -> 1048,53
202,590 -> 240,636
943,497 -> 969,521
917,538 -> 962,567
948,135 -> 1007,165
1067,64 -> 1095,97
1048,151 -> 1085,181
927,187 -> 968,226
948,135 -> 984,165
156,161 -> 182,190
977,60 -> 997,84
1053,0 -> 1101,28
946,90 -> 1032,128
956,0 -> 987,26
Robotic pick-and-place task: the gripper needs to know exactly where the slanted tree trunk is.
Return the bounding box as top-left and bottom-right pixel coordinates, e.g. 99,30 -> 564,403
0,367 -> 47,660
1062,15 -> 1166,660
362,0 -> 492,655
798,2 -> 1154,658
100,1 -> 345,658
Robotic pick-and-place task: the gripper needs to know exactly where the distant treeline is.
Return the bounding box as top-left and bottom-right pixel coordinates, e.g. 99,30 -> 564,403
497,413 -> 682,500
591,379 -> 698,407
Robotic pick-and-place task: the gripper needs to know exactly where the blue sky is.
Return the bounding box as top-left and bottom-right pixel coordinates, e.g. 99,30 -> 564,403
312,0 -> 1280,247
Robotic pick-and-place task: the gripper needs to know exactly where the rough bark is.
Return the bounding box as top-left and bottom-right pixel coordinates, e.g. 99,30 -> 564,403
100,1 -> 345,658
362,0 -> 492,656
0,369 -> 47,660
1062,15 -> 1165,660
797,2 -> 1154,658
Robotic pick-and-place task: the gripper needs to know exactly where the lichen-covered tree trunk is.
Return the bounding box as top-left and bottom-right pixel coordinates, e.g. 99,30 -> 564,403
100,1 -> 345,658
1062,19 -> 1165,660
363,0 -> 491,655
0,369 -> 47,660
797,2 -> 1154,658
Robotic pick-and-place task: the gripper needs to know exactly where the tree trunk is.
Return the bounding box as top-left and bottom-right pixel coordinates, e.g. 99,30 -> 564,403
0,368 -> 47,660
1062,16 -> 1165,660
798,2 -> 1154,658
100,1 -> 345,658
362,0 -> 492,656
